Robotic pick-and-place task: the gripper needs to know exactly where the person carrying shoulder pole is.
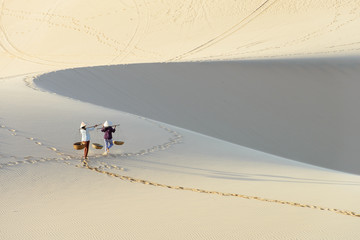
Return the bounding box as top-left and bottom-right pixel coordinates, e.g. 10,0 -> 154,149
80,122 -> 99,160
101,120 -> 116,155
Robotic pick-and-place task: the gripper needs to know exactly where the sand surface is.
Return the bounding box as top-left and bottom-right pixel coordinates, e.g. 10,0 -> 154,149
35,57 -> 360,174
1,0 -> 360,239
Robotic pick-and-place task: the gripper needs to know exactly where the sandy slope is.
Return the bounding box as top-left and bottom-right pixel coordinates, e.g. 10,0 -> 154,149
1,0 -> 360,239
1,0 -> 360,77
35,57 -> 360,175
2,74 -> 360,240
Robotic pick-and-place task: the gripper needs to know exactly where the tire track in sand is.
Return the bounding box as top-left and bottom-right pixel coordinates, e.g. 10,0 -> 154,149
168,0 -> 278,62
0,1 -> 61,67
0,2 -> 129,65
110,0 -> 151,64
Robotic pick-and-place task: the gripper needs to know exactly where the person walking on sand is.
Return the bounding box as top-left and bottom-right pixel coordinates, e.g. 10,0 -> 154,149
80,122 -> 98,160
101,120 -> 116,155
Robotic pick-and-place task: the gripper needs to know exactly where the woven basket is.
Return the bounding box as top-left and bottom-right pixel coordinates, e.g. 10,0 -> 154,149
73,142 -> 85,150
113,141 -> 124,145
92,143 -> 103,149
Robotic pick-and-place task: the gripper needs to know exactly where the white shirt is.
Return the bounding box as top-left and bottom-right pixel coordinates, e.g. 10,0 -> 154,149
80,127 -> 95,141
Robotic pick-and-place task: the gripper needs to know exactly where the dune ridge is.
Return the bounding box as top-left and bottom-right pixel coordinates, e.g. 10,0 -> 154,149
1,0 -> 360,77
2,0 -> 360,239
35,57 -> 360,175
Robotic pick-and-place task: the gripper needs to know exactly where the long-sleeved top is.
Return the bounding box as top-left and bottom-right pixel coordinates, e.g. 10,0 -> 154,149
80,127 -> 95,141
101,127 -> 115,140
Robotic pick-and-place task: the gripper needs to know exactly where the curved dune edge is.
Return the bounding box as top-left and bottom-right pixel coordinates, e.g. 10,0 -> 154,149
2,1 -> 360,238
35,57 -> 360,175
1,0 -> 360,77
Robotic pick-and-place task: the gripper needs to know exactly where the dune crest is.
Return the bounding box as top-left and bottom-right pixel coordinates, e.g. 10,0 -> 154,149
2,1 -> 360,239
1,0 -> 360,77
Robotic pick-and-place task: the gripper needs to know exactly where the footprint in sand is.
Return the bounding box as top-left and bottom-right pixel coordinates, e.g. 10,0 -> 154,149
111,165 -> 125,171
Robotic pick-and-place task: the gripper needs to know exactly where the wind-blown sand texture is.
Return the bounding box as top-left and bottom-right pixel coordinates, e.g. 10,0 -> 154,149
1,1 -> 360,239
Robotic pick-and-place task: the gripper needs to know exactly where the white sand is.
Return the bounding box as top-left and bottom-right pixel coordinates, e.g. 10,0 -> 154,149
35,57 -> 360,174
1,1 -> 360,239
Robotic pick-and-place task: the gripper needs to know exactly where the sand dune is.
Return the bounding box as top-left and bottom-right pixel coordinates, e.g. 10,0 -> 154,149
1,0 -> 360,239
35,57 -> 360,175
1,0 -> 360,77
2,74 -> 360,240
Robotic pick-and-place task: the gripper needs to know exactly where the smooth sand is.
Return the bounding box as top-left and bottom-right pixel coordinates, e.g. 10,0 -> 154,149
35,57 -> 360,175
1,0 -> 360,239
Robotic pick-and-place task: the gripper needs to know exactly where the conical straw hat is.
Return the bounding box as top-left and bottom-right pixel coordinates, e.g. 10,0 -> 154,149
104,120 -> 112,127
